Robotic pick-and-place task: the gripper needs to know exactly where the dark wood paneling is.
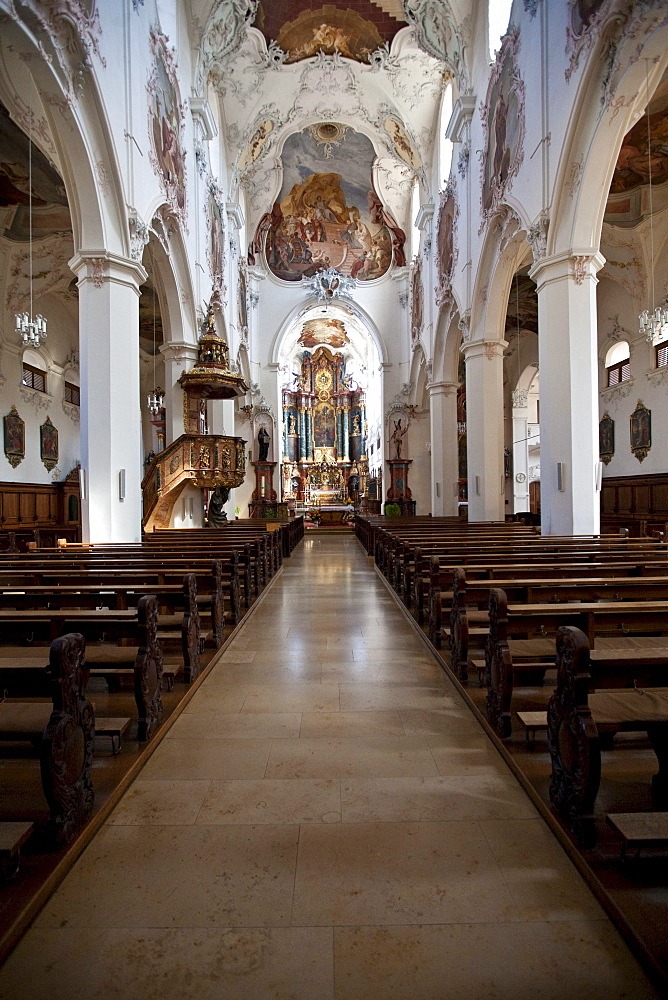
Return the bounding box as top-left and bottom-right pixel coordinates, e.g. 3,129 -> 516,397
600,473 -> 668,535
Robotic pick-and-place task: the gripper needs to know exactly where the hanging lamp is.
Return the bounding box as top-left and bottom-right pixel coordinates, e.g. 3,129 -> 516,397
15,82 -> 46,348
639,59 -> 668,346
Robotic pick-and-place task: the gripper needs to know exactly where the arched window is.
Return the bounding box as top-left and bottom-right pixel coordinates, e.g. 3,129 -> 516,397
605,341 -> 630,386
22,348 -> 47,393
488,0 -> 513,60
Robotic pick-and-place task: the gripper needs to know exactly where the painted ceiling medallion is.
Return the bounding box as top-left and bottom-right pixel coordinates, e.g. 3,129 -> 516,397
253,2 -> 406,65
263,125 -> 404,283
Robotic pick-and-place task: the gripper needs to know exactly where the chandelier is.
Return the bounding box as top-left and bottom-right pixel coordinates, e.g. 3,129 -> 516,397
15,88 -> 46,349
639,59 -> 668,346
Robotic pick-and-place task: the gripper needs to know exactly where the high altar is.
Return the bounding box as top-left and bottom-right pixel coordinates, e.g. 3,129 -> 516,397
282,346 -> 368,504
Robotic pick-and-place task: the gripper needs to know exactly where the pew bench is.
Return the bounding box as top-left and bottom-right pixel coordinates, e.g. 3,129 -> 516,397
0,596 -> 165,741
0,633 -> 94,846
0,822 -> 35,881
0,703 -> 131,755
606,812 -> 668,861
548,626 -> 668,848
484,588 -> 668,737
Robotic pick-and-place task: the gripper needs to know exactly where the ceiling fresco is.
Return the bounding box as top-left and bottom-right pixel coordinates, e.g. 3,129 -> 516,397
264,124 -> 403,282
605,76 -> 668,226
0,101 -> 71,242
298,317 -> 350,349
253,1 -> 407,64
504,273 -> 538,337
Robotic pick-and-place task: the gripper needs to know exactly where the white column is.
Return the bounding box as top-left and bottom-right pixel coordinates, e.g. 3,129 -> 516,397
429,381 -> 459,515
161,343 -> 199,445
530,251 -> 604,535
512,391 -> 530,512
463,339 -> 507,522
70,251 -> 147,542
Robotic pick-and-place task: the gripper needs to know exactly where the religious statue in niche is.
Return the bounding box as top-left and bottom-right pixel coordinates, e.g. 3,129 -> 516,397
599,412 -> 614,465
391,417 -> 408,459
207,485 -> 229,527
479,28 -> 525,230
40,416 -> 58,472
258,426 -> 270,461
148,29 -> 186,218
630,400 -> 651,463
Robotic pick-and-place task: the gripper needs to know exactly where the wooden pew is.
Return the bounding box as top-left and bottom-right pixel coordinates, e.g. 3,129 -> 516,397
484,587 -> 668,738
547,625 -> 668,848
447,567 -> 668,682
0,596 -> 164,741
0,632 -> 94,846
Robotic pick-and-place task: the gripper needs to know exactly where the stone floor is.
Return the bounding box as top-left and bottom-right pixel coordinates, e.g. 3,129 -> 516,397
0,536 -> 661,999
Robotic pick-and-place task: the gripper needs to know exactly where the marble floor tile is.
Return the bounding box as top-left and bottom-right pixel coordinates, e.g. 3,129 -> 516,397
291,820 -> 518,926
203,712 -> 302,739
299,711 -> 405,738
479,817 -> 606,921
0,927 -> 335,1000
35,824 -> 300,929
339,684 -> 446,712
107,779 -> 211,825
181,686 -> 249,714
265,737 -> 440,779
196,778 -> 341,825
340,773 -> 538,823
333,922 -> 659,1000
241,683 -> 341,713
140,738 -> 273,780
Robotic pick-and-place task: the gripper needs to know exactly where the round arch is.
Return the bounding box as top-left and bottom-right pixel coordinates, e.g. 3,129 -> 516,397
469,204 -> 532,343
549,14 -> 668,256
269,296 -> 388,369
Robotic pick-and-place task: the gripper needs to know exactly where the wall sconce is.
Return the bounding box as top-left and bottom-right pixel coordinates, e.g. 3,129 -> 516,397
595,462 -> 603,491
475,475 -> 481,496
118,468 -> 126,502
435,482 -> 441,497
78,467 -> 87,501
557,462 -> 565,492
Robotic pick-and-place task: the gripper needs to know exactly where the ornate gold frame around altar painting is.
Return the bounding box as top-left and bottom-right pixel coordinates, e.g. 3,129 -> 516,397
630,400 -> 651,463
4,406 -> 25,468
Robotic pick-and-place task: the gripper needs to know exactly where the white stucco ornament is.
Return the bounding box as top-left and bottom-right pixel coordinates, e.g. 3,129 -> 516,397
304,268 -> 356,302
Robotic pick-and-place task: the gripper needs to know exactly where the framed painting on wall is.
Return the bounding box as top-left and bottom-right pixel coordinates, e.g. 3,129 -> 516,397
630,400 -> 651,463
599,411 -> 614,465
4,406 -> 25,468
40,416 -> 59,472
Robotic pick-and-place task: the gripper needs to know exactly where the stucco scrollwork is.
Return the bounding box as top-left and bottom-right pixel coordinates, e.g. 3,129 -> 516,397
402,0 -> 469,91
527,214 -> 549,263
129,213 -> 149,262
197,0 -> 259,90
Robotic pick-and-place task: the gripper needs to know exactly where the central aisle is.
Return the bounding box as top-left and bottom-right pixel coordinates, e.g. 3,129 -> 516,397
1,535 -> 659,999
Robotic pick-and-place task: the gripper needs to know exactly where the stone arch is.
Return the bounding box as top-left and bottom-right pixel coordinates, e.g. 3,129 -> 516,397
270,297 -> 387,369
550,13 -> 668,256
0,18 -> 130,256
470,204 -> 532,343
